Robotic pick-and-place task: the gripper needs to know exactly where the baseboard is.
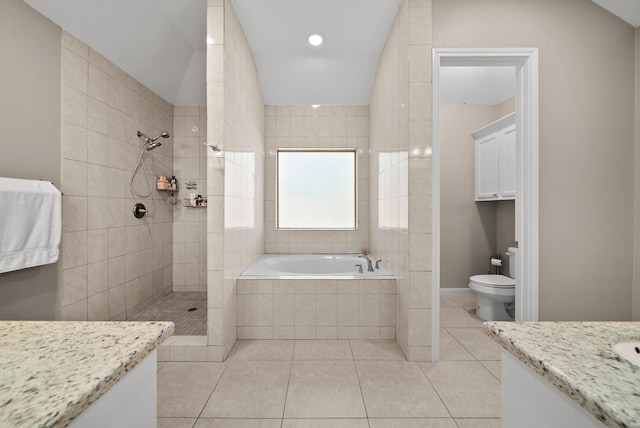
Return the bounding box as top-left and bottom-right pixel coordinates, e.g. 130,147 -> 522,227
440,287 -> 475,295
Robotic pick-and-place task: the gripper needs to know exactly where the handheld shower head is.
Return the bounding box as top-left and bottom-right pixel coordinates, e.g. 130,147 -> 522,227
151,132 -> 170,142
146,141 -> 162,151
137,131 -> 170,150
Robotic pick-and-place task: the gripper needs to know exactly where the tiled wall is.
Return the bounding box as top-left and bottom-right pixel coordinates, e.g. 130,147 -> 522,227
264,105 -> 369,254
60,32 -> 174,321
173,106 -> 207,292
207,0 -> 265,360
237,278 -> 395,340
369,0 -> 433,361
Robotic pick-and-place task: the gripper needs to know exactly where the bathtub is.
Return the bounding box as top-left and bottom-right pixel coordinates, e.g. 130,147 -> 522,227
241,253 -> 393,278
237,254 -> 396,340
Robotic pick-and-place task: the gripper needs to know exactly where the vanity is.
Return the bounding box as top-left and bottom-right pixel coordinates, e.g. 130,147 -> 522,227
484,322 -> 640,428
0,320 -> 174,427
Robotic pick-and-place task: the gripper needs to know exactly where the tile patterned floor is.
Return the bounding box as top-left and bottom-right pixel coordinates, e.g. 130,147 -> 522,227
129,292 -> 207,336
157,294 -> 503,428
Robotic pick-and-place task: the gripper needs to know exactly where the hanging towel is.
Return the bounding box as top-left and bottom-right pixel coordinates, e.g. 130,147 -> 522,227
0,177 -> 62,273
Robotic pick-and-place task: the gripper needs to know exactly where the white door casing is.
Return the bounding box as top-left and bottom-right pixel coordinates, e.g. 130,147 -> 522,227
432,48 -> 539,362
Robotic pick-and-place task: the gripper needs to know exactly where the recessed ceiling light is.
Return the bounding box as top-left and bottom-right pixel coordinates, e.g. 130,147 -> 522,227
308,33 -> 324,46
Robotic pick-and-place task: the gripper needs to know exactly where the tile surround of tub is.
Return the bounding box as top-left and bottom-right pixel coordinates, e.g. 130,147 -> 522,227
60,32 -> 174,321
173,106 -> 207,292
237,278 -> 396,340
264,105 -> 370,255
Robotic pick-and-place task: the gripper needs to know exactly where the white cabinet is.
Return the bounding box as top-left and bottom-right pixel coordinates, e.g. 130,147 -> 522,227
472,112 -> 516,201
502,351 -> 605,428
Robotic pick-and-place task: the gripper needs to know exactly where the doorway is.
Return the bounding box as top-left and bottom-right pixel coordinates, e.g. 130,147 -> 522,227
431,48 -> 539,361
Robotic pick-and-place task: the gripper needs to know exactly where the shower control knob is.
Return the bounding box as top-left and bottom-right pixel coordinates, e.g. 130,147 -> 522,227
133,203 -> 147,219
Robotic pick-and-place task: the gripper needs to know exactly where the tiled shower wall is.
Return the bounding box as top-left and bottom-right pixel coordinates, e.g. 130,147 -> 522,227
60,32 -> 174,321
369,0 -> 433,361
173,106 -> 207,292
264,105 -> 369,254
207,0 -> 265,360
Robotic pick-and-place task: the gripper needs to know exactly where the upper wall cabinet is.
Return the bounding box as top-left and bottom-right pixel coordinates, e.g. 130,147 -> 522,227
472,112 -> 516,201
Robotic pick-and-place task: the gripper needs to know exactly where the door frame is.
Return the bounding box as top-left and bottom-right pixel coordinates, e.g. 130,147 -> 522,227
431,48 -> 539,361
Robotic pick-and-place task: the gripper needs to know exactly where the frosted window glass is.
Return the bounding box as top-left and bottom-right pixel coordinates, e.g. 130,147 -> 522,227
277,150 -> 356,229
378,151 -> 408,230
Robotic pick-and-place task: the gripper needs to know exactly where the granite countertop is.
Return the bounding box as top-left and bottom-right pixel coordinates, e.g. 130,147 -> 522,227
484,321 -> 640,428
0,320 -> 174,428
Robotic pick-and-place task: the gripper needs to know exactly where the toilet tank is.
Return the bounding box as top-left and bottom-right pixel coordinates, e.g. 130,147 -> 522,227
507,247 -> 518,279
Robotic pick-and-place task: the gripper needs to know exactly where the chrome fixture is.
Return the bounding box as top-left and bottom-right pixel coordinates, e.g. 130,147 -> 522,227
355,264 -> 363,274
133,203 -> 147,219
130,130 -> 170,198
358,254 -> 374,272
203,141 -> 221,152
137,131 -> 169,150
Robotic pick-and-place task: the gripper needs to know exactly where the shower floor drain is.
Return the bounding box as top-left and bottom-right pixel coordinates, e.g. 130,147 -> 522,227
187,307 -> 198,312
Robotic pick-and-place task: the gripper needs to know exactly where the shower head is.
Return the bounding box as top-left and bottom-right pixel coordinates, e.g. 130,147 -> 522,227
151,132 -> 170,142
137,131 -> 170,150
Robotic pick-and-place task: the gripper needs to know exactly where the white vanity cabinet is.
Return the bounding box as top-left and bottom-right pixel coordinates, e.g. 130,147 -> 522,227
473,112 -> 516,201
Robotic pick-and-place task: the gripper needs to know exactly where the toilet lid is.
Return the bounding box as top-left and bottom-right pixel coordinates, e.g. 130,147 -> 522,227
470,274 -> 515,287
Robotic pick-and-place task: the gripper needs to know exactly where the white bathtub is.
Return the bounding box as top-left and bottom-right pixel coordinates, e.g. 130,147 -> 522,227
241,254 -> 393,278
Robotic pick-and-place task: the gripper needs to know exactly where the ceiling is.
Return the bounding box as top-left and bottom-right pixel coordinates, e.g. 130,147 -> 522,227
231,0 -> 401,105
23,0 -> 207,106
592,0 -> 640,27
21,0 -> 640,107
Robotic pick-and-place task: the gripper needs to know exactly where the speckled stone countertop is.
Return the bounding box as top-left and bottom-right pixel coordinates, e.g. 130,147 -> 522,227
0,321 -> 174,428
484,321 -> 640,428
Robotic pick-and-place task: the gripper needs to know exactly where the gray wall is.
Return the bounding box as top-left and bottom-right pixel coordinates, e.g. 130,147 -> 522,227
440,101 -> 516,287
435,0 -> 635,320
0,0 -> 62,320
440,104 -> 498,288
496,200 -> 516,277
635,27 -> 640,321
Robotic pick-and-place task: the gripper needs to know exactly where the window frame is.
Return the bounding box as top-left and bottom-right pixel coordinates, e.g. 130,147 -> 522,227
276,148 -> 358,230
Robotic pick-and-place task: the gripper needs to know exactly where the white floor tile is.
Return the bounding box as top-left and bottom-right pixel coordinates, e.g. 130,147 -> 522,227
350,340 -> 405,360
157,362 -> 225,418
356,361 -> 450,418
201,361 -> 291,418
421,361 -> 501,418
454,418 -> 502,428
194,419 -> 282,428
282,419 -> 369,427
230,340 -> 295,361
368,418 -> 458,428
292,340 -> 353,360
440,306 -> 483,328
158,418 -> 197,428
446,328 -> 502,361
438,329 -> 475,361
285,361 -> 366,418
480,360 -> 501,381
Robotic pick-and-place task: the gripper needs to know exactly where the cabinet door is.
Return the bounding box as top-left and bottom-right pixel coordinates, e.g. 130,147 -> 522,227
500,126 -> 516,198
476,135 -> 500,200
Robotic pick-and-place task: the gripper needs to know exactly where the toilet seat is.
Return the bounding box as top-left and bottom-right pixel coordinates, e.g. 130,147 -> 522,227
469,274 -> 515,297
470,274 -> 515,287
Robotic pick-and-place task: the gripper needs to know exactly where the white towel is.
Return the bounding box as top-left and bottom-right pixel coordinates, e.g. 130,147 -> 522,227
0,177 -> 62,273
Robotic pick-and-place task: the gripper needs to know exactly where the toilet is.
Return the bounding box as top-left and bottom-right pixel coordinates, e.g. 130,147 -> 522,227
469,247 -> 518,321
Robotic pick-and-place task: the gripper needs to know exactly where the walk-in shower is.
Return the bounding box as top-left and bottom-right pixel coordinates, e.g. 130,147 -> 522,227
129,130 -> 170,198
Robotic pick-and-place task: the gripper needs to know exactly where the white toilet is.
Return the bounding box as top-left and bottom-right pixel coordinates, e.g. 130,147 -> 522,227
469,247 -> 518,321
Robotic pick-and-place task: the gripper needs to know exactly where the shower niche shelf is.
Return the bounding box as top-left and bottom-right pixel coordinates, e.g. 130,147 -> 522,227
183,197 -> 207,208
156,176 -> 177,193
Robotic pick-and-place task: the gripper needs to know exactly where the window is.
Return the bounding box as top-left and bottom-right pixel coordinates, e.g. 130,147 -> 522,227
277,149 -> 357,229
